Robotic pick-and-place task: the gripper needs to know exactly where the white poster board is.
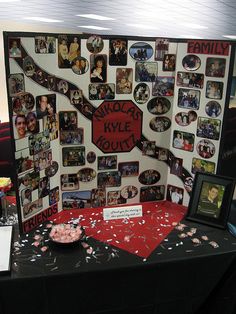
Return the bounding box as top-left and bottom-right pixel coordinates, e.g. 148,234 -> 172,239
0,225 -> 13,273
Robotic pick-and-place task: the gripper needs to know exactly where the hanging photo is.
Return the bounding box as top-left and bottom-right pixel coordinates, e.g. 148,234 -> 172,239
197,117 -> 221,140
118,161 -> 139,176
35,36 -> 56,53
177,88 -> 200,110
166,185 -> 184,205
9,37 -> 21,58
206,81 -> 223,99
205,58 -> 226,77
47,76 -> 56,91
87,151 -> 96,164
23,56 -> 35,77
152,76 -> 174,96
35,70 -> 46,85
147,96 -> 171,115
196,139 -> 215,159
158,148 -> 168,161
45,161 -> 59,177
91,188 -> 106,207
71,56 -> 89,75
8,73 -> 25,96
77,168 -> 96,182
142,141 -> 156,156
57,79 -> 69,94
184,177 -> 194,193
205,101 -> 221,117
12,92 -> 35,115
133,83 -> 150,104
18,170 -> 40,192
155,38 -> 169,61
177,72 -> 204,88
49,187 -> 60,206
182,54 -> 201,71
116,68 -> 133,94
121,185 -> 138,199
58,35 -> 80,68
38,176 -> 50,199
13,114 -> 27,140
97,171 -> 121,188
15,148 -> 34,175
163,54 -> 176,71
86,35 -> 104,54
170,157 -> 183,176
28,131 -> 50,155
90,54 -> 107,83
191,157 -> 216,174
62,147 -> 85,167
43,114 -> 58,141
107,191 -> 126,206
59,111 -> 77,131
23,199 -> 43,219
21,188 -> 32,206
26,112 -> 39,134
97,155 -> 117,170
89,83 -> 115,100
150,116 -> 171,132
36,94 -> 56,119
140,185 -> 165,202
175,110 -> 197,126
61,173 -> 79,191
172,130 -> 194,152
135,61 -> 158,82
70,89 -> 83,106
60,128 -> 83,145
34,149 -> 52,172
138,169 -> 160,185
62,191 -> 92,209
129,42 -> 153,61
109,39 -> 127,66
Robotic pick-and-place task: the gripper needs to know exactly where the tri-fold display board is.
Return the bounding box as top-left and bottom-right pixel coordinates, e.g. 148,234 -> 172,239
3,32 -> 233,234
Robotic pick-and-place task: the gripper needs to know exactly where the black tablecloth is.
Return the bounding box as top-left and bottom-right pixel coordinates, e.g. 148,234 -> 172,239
1,219 -> 236,314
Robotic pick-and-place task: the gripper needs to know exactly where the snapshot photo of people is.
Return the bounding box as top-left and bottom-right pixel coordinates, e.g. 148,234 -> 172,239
205,57 -> 226,78
172,130 -> 194,152
178,88 -> 200,110
152,76 -> 174,96
196,117 -> 221,140
182,54 -> 201,71
109,39 -> 127,66
177,72 -> 204,89
129,42 -> 153,61
135,62 -> 158,82
147,96 -> 171,115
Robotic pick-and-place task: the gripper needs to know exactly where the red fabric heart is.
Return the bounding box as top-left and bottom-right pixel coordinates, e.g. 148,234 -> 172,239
51,201 -> 187,258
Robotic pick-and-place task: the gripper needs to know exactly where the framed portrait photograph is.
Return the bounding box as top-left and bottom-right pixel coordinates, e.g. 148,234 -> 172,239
186,173 -> 235,229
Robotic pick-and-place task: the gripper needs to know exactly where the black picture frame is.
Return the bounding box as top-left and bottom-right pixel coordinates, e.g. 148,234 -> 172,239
186,173 -> 235,229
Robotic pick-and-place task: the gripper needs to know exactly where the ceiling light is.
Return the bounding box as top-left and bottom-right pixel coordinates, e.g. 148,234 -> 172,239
126,23 -> 158,30
180,23 -> 208,29
24,17 -> 63,23
0,0 -> 20,2
76,14 -> 114,21
78,25 -> 111,30
223,35 -> 236,39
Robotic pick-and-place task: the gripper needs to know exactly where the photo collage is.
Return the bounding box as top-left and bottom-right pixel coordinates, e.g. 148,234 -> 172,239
6,33 -> 231,232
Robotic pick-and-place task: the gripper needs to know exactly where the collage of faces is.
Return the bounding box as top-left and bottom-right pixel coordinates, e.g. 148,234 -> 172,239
7,34 -> 229,221
171,52 -> 226,191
